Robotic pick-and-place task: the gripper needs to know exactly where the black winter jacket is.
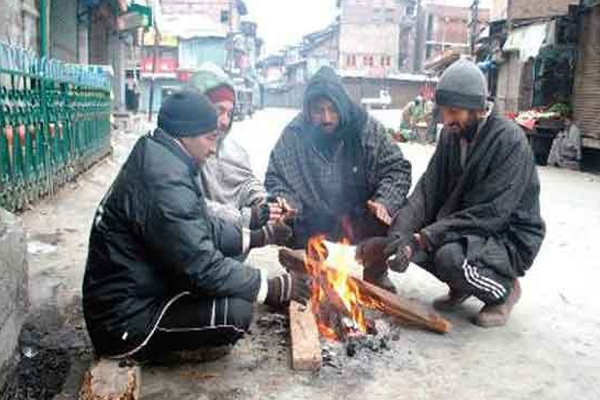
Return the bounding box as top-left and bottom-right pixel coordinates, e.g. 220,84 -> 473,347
83,129 -> 262,357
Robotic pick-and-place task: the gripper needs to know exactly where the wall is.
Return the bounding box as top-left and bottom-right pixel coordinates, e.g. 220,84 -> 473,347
338,0 -> 414,74
89,7 -> 110,64
490,0 -> 578,21
50,0 -> 78,62
304,29 -> 339,76
490,0 -> 507,21
179,37 -> 227,70
0,209 -> 28,393
339,23 -> 400,74
511,0 -> 580,20
161,0 -> 241,31
573,5 -> 600,144
424,3 -> 489,62
0,0 -> 38,53
495,52 -> 523,113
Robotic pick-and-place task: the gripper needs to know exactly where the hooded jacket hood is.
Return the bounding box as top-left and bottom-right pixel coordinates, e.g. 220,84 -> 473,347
302,67 -> 367,137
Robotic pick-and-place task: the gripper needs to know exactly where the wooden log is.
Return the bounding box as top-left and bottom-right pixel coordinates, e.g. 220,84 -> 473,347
289,300 -> 322,371
79,359 -> 141,400
279,248 -> 452,334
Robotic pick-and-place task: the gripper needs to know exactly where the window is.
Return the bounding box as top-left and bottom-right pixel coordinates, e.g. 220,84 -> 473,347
380,56 -> 392,67
346,54 -> 357,68
220,10 -> 230,23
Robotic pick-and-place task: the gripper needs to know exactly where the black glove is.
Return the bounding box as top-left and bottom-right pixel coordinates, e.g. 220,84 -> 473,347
264,222 -> 292,246
265,273 -> 313,307
384,235 -> 421,273
250,202 -> 270,229
249,223 -> 293,248
355,236 -> 393,274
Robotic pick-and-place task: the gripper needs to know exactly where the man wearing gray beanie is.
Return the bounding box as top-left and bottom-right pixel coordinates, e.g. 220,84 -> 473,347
83,88 -> 311,361
357,59 -> 546,328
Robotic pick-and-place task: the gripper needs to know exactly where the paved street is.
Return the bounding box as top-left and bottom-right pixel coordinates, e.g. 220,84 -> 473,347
20,108 -> 600,399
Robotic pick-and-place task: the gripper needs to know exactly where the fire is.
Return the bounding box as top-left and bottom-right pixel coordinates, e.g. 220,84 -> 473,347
305,235 -> 369,341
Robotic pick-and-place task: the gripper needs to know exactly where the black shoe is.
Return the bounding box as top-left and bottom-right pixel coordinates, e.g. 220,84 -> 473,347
433,289 -> 471,312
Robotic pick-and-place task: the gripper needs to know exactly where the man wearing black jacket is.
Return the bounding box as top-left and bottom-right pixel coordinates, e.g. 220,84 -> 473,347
357,59 -> 546,327
83,89 -> 310,361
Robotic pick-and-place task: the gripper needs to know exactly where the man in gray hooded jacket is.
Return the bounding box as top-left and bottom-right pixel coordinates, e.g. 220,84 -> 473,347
191,64 -> 292,253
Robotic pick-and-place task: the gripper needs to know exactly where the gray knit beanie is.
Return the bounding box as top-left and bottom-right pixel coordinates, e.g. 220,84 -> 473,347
435,58 -> 488,110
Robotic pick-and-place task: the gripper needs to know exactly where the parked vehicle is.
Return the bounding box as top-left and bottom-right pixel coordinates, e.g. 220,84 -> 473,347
361,89 -> 392,109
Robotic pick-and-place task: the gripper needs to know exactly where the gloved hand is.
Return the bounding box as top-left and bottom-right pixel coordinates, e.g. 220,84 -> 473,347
249,222 -> 293,248
263,222 -> 293,246
250,203 -> 269,229
265,272 -> 313,307
250,198 -> 284,229
384,234 -> 423,273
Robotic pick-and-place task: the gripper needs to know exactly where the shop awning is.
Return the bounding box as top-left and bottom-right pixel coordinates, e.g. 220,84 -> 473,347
503,22 -> 555,62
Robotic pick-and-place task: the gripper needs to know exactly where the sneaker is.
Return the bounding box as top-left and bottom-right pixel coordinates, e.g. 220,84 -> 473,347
474,279 -> 521,328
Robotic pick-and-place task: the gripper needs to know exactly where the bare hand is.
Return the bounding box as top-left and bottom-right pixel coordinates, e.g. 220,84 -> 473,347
367,200 -> 392,226
267,202 -> 283,223
278,197 -> 298,222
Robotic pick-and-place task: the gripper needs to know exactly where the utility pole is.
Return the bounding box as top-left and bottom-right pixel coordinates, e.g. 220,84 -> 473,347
470,0 -> 480,56
227,0 -> 234,72
505,0 -> 514,111
413,0 -> 426,72
147,28 -> 159,122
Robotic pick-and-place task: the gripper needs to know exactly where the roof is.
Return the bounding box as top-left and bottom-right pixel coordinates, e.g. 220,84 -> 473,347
424,50 -> 461,73
338,69 -> 434,82
162,14 -> 228,39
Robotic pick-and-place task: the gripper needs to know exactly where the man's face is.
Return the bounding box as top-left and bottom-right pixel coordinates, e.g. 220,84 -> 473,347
180,131 -> 219,165
309,98 -> 340,134
441,106 -> 479,136
214,101 -> 234,133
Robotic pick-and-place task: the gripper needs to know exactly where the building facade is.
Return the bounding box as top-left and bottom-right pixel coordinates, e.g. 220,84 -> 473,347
337,0 -> 417,76
423,2 -> 489,63
489,0 -> 581,21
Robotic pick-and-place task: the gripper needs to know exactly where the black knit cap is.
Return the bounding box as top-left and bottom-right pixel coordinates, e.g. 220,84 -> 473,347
158,88 -> 217,137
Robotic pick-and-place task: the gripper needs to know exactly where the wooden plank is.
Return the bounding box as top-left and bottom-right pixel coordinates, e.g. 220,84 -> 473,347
79,359 -> 141,400
289,300 -> 322,371
280,248 -> 452,334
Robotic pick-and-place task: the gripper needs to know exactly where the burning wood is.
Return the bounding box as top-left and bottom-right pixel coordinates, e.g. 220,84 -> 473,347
279,242 -> 452,337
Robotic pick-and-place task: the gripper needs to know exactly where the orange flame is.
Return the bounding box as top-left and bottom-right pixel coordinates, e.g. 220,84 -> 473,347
305,236 -> 369,340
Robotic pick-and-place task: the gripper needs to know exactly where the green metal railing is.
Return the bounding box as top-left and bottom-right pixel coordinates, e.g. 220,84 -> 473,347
0,42 -> 111,212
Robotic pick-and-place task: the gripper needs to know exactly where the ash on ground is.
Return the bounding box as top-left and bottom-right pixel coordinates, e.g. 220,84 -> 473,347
321,312 -> 402,372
